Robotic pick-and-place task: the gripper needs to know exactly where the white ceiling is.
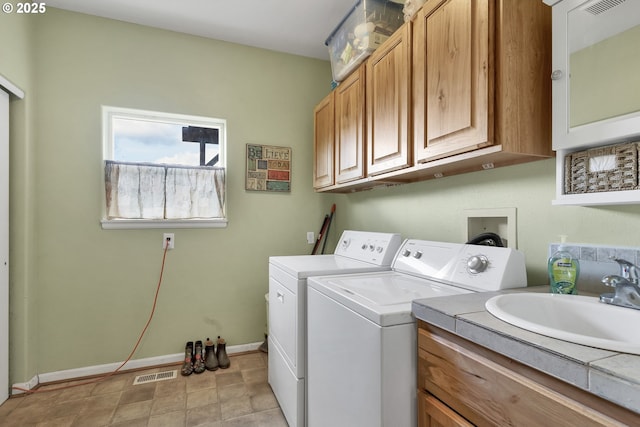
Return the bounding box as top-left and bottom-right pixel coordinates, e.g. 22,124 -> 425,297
45,0 -> 367,60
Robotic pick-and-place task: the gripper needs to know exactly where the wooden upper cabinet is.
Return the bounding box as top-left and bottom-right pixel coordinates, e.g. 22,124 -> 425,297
314,0 -> 551,192
413,0 -> 552,165
335,66 -> 366,184
313,92 -> 334,189
414,0 -> 491,163
366,22 -> 412,176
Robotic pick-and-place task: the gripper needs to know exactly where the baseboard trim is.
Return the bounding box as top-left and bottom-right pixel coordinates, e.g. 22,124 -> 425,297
12,341 -> 262,395
11,375 -> 39,395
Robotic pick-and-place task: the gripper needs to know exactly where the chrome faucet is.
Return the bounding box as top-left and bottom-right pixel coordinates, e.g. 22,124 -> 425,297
600,258 -> 640,310
611,258 -> 639,284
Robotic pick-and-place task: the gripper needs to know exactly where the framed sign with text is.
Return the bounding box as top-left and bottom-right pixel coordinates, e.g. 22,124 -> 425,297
245,144 -> 291,192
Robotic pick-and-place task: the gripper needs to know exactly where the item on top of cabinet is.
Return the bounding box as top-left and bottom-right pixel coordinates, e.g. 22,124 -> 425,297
402,0 -> 425,21
548,236 -> 579,295
564,141 -> 638,194
325,0 -> 404,82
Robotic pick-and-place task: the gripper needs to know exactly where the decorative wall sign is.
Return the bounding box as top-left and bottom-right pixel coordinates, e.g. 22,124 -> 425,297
246,144 -> 291,192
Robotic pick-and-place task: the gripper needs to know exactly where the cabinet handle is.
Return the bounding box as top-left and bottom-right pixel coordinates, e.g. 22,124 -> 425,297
276,291 -> 284,303
551,69 -> 563,80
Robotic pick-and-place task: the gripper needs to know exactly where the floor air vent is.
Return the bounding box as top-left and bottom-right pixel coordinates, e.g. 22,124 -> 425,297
133,370 -> 178,385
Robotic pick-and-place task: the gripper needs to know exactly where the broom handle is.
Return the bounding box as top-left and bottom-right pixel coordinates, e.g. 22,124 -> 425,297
311,215 -> 329,255
320,204 -> 336,254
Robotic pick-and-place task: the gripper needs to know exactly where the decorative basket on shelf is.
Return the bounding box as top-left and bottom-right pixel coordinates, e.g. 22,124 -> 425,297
564,141 -> 639,194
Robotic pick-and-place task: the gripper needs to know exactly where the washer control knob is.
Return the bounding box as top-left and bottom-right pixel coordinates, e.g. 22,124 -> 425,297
402,249 -> 411,257
369,244 -> 375,251
376,246 -> 384,253
467,255 -> 489,274
413,251 -> 423,259
361,243 -> 367,250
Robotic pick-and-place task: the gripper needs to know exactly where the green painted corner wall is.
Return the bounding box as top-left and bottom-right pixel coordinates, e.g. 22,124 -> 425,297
327,158 -> 640,287
4,8 -> 333,382
1,11 -> 40,386
5,6 -> 640,388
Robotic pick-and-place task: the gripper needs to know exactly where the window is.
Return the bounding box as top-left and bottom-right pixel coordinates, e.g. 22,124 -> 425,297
101,106 -> 227,229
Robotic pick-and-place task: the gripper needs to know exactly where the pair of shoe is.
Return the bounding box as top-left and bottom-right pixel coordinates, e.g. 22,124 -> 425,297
205,336 -> 231,371
181,336 -> 230,376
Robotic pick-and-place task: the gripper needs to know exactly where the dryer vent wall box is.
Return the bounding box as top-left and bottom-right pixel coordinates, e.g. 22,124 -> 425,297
464,208 -> 516,248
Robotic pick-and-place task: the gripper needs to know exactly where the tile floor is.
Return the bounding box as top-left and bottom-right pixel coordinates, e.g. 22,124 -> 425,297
0,351 -> 287,427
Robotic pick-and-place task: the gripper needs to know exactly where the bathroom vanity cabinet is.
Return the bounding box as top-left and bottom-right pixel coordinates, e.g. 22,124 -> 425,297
417,321 -> 639,426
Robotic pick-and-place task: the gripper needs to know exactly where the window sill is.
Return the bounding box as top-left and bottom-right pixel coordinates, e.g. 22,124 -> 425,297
101,219 -> 228,230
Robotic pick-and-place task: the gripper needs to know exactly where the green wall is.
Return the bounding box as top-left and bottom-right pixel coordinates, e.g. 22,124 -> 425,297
5,7 -> 640,388
3,8 -> 332,384
0,10 -> 39,388
329,158 -> 640,286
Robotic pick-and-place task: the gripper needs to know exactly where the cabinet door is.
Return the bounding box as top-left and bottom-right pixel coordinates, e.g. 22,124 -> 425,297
418,326 -> 630,426
418,391 -> 474,427
366,23 -> 412,176
335,66 -> 365,183
313,92 -> 334,188
550,0 -> 640,151
413,0 -> 491,163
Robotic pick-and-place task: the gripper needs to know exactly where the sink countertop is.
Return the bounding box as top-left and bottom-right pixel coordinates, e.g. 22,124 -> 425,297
412,285 -> 640,415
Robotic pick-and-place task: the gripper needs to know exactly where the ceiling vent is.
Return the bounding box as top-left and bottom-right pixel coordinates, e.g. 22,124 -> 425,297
583,0 -> 626,15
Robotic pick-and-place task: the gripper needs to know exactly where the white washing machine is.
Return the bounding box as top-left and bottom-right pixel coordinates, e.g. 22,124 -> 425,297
306,239 -> 528,427
268,230 -> 402,427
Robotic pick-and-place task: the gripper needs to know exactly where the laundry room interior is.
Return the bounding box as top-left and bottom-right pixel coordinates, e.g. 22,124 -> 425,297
2,0 -> 640,425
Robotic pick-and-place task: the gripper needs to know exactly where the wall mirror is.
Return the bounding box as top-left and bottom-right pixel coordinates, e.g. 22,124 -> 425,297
551,0 -> 640,150
569,0 -> 639,127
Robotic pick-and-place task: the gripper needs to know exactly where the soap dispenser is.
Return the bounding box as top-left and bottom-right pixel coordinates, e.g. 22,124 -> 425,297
548,236 -> 579,295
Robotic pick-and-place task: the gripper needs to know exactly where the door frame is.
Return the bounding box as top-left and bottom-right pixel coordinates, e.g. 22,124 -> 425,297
1,74 -> 25,403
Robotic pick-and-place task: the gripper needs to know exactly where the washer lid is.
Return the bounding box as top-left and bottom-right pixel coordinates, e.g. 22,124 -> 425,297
269,255 -> 392,279
308,271 -> 472,326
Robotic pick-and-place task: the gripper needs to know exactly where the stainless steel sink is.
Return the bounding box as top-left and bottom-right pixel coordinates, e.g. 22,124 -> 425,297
485,293 -> 640,355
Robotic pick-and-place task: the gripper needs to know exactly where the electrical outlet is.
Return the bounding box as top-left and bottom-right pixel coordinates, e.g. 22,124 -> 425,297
307,231 -> 315,244
163,233 -> 175,249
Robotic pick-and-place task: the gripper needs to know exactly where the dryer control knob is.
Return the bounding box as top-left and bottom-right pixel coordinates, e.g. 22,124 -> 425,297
402,249 -> 411,257
413,251 -> 423,259
467,255 -> 489,274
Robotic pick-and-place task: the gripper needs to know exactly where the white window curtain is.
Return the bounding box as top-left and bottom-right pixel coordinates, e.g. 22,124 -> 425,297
105,161 -> 226,220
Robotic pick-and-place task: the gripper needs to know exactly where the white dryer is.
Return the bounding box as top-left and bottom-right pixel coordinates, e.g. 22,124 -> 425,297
306,239 -> 528,427
268,230 -> 402,427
